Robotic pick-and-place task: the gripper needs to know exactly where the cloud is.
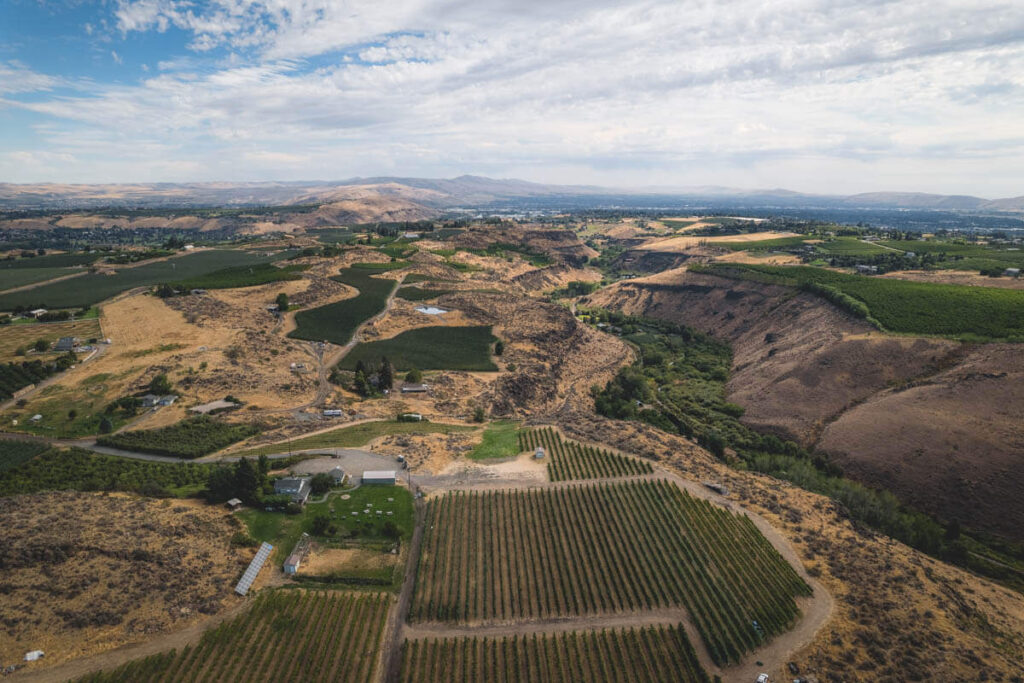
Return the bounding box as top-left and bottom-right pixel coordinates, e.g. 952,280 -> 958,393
111,50 -> 123,64
0,61 -> 62,95
3,0 -> 1023,194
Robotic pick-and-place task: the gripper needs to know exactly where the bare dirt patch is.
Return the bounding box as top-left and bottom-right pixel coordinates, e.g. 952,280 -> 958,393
0,492 -> 247,674
879,269 -> 1024,289
298,547 -> 400,576
632,231 -> 800,253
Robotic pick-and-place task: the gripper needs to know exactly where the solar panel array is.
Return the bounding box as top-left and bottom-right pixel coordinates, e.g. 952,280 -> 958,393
234,542 -> 273,596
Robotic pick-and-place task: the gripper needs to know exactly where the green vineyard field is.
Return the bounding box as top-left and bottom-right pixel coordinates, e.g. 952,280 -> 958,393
76,590 -> 390,683
409,480 -> 810,665
519,427 -> 652,480
399,625 -> 710,682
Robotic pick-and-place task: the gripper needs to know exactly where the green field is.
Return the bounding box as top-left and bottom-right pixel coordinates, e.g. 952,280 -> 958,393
0,447 -> 214,498
351,260 -> 411,271
815,237 -> 891,255
225,420 -> 475,459
239,485 -> 415,570
76,590 -> 391,683
410,480 -> 810,665
468,420 -> 520,460
395,286 -> 452,301
403,274 -> 458,284
0,267 -> 80,291
521,427 -> 653,480
338,326 -> 497,371
169,263 -> 306,290
0,252 -> 99,269
289,267 -> 398,345
0,439 -> 49,473
0,250 -> 277,310
879,239 -> 1024,272
400,625 -> 710,683
97,416 -> 260,459
699,263 -> 1024,340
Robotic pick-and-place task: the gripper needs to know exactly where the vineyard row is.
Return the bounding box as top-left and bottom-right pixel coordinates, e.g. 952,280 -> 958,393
519,427 -> 653,481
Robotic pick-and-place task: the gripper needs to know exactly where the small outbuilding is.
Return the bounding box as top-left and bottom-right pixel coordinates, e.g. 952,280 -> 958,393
29,309 -> 47,319
400,383 -> 429,393
1005,268 -> 1021,278
363,470 -> 397,485
534,446 -> 546,459
329,467 -> 346,485
323,409 -> 343,417
140,394 -> 162,408
226,498 -> 243,511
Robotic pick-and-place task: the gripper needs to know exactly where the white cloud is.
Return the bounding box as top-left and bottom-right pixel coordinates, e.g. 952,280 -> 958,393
4,0 -> 1024,194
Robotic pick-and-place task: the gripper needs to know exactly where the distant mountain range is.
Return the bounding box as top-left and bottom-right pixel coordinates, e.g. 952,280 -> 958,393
1,175 -> 1022,212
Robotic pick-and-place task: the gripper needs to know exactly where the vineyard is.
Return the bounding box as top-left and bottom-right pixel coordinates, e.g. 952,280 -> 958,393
96,416 -> 259,458
338,326 -> 498,372
519,427 -> 652,481
168,263 -> 306,290
75,590 -> 391,683
289,267 -> 397,345
409,480 -> 810,665
0,447 -> 214,497
399,624 -> 710,682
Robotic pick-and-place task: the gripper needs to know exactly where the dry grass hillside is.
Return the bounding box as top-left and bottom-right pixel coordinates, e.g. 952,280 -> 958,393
0,492 -> 247,672
585,269 -> 1024,543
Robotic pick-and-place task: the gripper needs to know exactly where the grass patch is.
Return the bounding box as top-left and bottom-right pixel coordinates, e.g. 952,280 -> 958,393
395,286 -> 451,301
288,267 -> 397,346
468,421 -> 521,460
0,250 -> 277,310
97,416 -> 260,459
226,420 -> 475,459
339,325 -> 498,371
0,447 -> 214,497
696,263 -> 1024,341
169,263 -> 307,290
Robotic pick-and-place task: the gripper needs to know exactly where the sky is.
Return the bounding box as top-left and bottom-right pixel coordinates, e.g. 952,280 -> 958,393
0,0 -> 1022,196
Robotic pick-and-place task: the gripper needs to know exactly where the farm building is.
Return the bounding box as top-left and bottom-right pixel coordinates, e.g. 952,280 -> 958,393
323,409 -> 343,417
398,412 -> 423,421
401,383 -> 429,393
363,470 -> 397,485
1006,268 -> 1021,277
140,394 -> 162,408
274,477 -> 312,504
54,337 -> 76,352
329,467 -> 346,484
855,264 -> 878,274
29,309 -> 47,318
284,534 -> 311,575
158,395 -> 177,406
226,498 -> 243,511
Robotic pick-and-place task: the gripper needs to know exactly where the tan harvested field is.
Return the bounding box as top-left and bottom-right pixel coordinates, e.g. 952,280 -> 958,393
0,318 -> 102,362
632,230 -> 800,252
0,492 -> 247,674
714,250 -> 802,264
299,547 -> 400,576
880,269 -> 1024,289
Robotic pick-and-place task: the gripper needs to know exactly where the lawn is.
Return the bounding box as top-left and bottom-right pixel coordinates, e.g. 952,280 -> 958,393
468,420 -> 521,460
288,267 -> 398,345
224,420 -> 475,459
338,325 -> 498,371
237,486 -> 414,569
395,286 -> 452,301
0,250 -> 277,310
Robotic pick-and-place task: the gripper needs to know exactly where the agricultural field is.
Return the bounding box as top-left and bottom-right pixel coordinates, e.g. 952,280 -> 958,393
0,249 -> 277,310
168,262 -> 307,290
713,235 -> 809,251
351,260 -> 411,271
0,359 -> 61,399
0,447 -> 214,497
815,237 -> 891,255
0,267 -> 80,291
76,590 -> 391,683
410,480 -> 811,665
225,420 -> 474,459
97,416 -> 259,458
698,263 -> 1024,340
520,427 -> 653,480
396,286 -> 452,301
468,420 -> 520,460
399,625 -> 710,683
0,252 -> 100,269
404,274 -> 458,284
0,439 -> 48,472
289,267 -> 398,345
0,317 -> 102,361
339,326 -> 498,371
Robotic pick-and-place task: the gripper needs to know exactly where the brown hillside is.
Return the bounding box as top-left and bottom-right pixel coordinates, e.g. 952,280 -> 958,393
585,269 -> 1024,542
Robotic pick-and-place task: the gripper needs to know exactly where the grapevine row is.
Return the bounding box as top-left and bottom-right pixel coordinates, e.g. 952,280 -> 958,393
409,479 -> 811,665
75,590 -> 391,683
519,427 -> 653,481
398,625 -> 710,683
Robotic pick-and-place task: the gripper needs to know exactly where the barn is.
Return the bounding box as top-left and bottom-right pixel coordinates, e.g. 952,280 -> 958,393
363,470 -> 397,485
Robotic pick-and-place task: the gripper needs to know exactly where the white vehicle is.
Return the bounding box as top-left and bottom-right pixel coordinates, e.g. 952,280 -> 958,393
756,675 -> 770,683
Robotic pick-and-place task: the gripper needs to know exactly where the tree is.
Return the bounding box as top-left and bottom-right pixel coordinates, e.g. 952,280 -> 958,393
149,373 -> 172,395
33,339 -> 48,352
473,406 -> 486,423
379,356 -> 394,391
275,292 -> 289,312
99,417 -> 114,434
311,513 -> 335,536
67,409 -> 77,420
206,466 -> 237,502
494,340 -> 505,356
405,367 -> 423,383
310,473 -> 333,495
233,458 -> 264,504
353,371 -> 372,397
